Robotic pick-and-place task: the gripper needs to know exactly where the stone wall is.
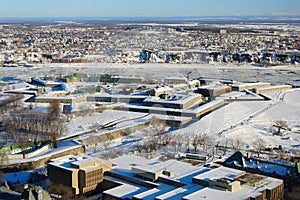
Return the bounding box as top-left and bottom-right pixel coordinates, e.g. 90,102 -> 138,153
0,145 -> 85,172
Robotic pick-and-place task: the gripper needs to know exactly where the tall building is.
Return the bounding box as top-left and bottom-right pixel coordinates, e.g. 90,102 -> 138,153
47,155 -> 112,195
220,29 -> 228,34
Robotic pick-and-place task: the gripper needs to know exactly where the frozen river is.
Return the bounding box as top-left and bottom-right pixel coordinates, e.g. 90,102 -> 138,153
1,63 -> 300,86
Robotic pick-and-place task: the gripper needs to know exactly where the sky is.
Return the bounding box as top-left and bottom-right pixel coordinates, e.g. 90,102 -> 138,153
0,0 -> 299,18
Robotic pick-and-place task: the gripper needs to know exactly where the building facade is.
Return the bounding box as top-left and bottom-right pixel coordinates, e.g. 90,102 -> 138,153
47,155 -> 112,195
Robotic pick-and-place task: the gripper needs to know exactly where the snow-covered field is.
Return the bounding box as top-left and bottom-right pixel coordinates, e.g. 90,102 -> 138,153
65,110 -> 147,137
170,89 -> 300,151
83,89 -> 300,158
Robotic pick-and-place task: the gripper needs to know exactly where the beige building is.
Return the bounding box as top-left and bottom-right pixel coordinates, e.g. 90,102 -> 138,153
143,94 -> 202,110
220,29 -> 228,34
47,155 -> 112,195
35,95 -> 86,104
231,82 -> 271,91
253,85 -> 292,94
146,86 -> 173,97
102,155 -> 284,200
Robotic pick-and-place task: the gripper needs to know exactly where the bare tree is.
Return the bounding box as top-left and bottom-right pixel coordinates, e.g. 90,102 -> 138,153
0,132 -> 9,165
198,133 -> 210,152
0,93 -> 24,114
148,136 -> 159,153
174,134 -> 185,152
45,102 -> 68,148
11,93 -> 24,108
48,100 -> 60,118
134,141 -> 144,154
0,153 -> 8,166
29,103 -> 34,110
122,127 -> 134,137
221,138 -> 230,156
16,132 -> 31,159
252,138 -> 266,157
185,133 -> 193,153
271,120 -> 289,135
75,104 -> 94,117
46,180 -> 73,198
159,132 -> 171,146
3,113 -> 20,143
102,134 -> 113,150
143,136 -> 159,156
231,138 -> 245,151
192,134 -> 200,153
214,139 -> 222,155
149,116 -> 166,136
48,117 -> 67,148
1,102 -> 69,154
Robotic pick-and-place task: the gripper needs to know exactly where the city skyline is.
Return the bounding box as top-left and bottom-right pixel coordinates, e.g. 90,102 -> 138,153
0,0 -> 299,18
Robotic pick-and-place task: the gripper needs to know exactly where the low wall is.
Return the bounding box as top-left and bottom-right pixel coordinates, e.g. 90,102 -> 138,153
79,121 -> 150,146
0,144 -> 85,172
6,145 -> 51,160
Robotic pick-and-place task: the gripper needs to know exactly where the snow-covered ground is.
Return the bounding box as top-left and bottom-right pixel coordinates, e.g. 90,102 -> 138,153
168,89 -> 300,151
83,89 -> 300,159
65,110 -> 147,137
2,63 -> 300,160
1,64 -> 299,192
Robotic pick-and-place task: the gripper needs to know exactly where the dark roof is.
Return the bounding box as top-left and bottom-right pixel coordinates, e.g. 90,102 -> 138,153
0,186 -> 20,200
224,151 -> 245,167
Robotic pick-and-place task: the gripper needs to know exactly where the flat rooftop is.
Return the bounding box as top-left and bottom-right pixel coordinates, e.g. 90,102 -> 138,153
103,184 -> 147,199
193,166 -> 245,182
48,154 -> 107,171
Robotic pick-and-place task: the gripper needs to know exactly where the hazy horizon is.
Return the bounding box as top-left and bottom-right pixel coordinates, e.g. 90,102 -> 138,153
1,15 -> 300,24
0,0 -> 299,18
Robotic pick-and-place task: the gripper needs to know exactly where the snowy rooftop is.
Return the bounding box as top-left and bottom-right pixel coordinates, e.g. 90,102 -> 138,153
110,155 -> 202,180
110,155 -> 153,170
103,184 -> 147,198
231,82 -> 270,87
155,187 -> 188,200
151,159 -> 201,179
255,84 -> 292,91
193,166 -> 245,182
71,157 -> 101,168
216,91 -> 244,99
48,154 -> 105,172
143,93 -> 201,105
183,187 -> 249,200
199,83 -> 230,90
106,156 -> 283,200
133,188 -> 164,200
184,172 -> 283,200
87,94 -> 147,99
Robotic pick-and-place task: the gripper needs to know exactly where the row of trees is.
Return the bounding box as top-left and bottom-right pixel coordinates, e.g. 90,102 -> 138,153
0,93 -> 24,114
131,117 -> 270,158
135,133 -> 267,158
1,99 -> 67,159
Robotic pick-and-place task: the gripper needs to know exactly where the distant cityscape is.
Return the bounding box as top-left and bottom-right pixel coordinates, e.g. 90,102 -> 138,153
0,18 -> 299,67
